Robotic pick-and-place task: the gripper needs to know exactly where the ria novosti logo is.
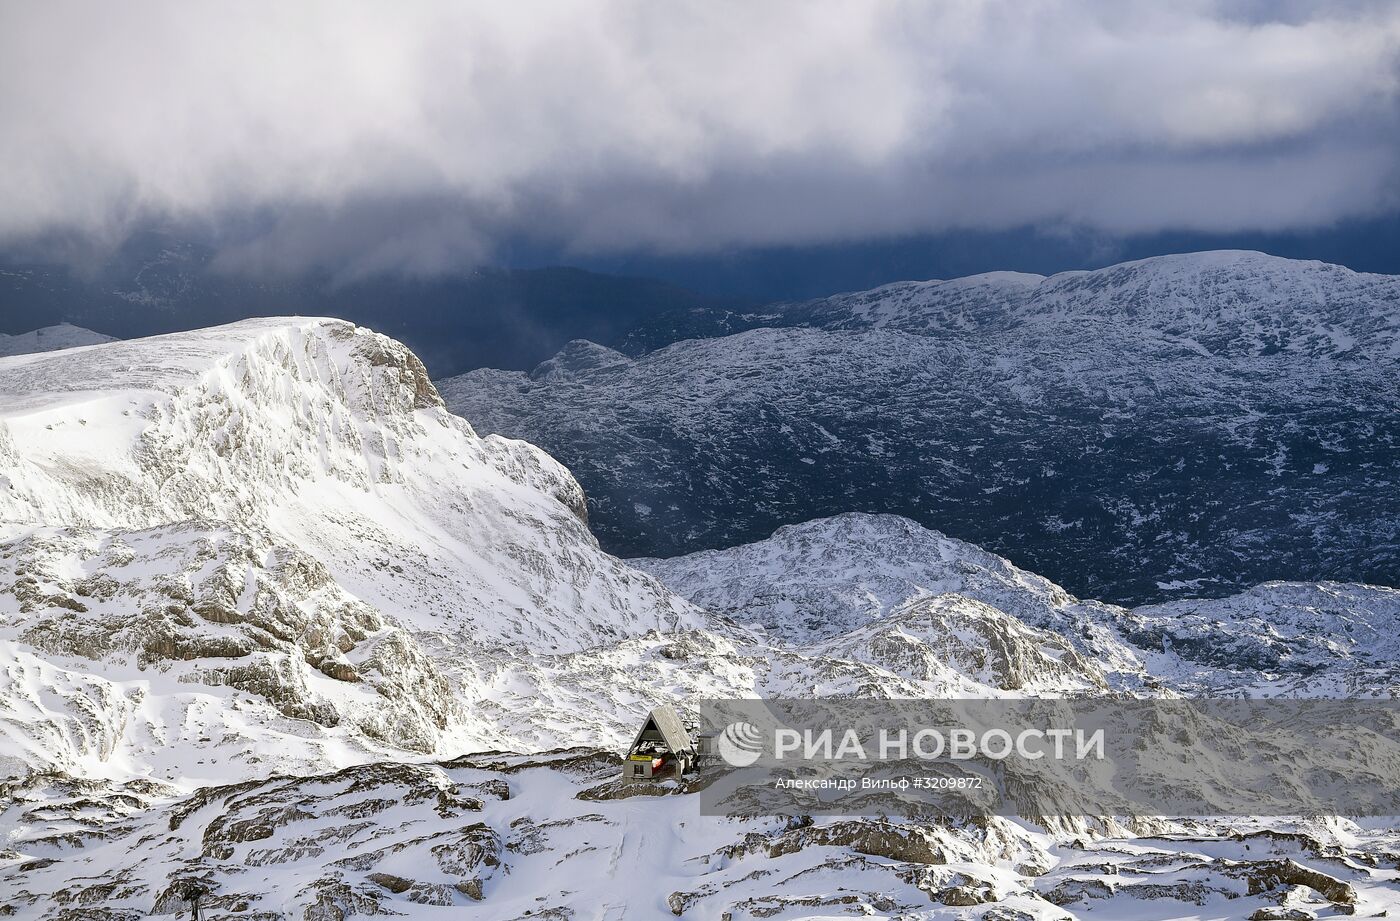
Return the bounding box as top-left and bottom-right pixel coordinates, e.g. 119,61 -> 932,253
717,721 -> 764,767
714,721 -> 1106,767
699,700 -> 1400,818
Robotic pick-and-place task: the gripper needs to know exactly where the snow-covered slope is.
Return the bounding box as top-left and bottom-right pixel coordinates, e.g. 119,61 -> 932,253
0,319 -> 706,781
8,749 -> 1400,920
443,251 -> 1400,604
0,322 -> 115,357
0,318 -> 696,650
0,521 -> 458,785
641,513 -> 1400,699
637,514 -> 1084,643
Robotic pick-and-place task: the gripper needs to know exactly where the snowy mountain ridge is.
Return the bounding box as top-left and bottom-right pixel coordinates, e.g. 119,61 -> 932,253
641,512 -> 1400,699
625,251 -> 1400,360
0,317 -> 696,650
0,322 -> 115,358
4,320 -> 1391,783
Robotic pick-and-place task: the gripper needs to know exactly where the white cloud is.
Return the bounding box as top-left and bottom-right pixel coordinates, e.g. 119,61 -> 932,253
2,0 -> 1398,272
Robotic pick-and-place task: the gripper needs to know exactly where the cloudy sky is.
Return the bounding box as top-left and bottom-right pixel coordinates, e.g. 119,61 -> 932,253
2,0 -> 1399,282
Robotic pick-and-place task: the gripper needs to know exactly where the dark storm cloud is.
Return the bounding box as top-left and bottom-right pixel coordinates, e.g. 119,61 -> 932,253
1,0 -> 1398,274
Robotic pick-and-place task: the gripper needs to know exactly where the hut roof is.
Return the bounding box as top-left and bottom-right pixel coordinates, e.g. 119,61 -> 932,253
629,705 -> 694,756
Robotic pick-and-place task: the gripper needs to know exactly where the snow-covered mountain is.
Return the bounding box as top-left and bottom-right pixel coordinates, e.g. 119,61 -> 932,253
4,317 -> 1400,919
0,322 -> 115,357
0,321 -> 1136,788
621,251 -> 1400,359
0,325 -> 1124,783
0,319 -> 708,783
441,251 -> 1400,604
0,318 -> 695,651
640,513 -> 1400,699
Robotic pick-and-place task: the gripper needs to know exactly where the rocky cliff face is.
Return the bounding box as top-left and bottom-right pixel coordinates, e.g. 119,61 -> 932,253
442,251 -> 1400,604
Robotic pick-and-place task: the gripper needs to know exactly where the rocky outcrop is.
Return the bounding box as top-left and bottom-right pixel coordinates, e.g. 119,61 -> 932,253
809,594 -> 1108,694
7,754 -> 1396,921
529,339 -> 632,381
0,522 -> 455,772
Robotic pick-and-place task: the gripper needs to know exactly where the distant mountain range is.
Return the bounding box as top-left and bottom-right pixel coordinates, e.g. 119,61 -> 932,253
0,322 -> 113,357
13,245 -> 1389,605
441,251 -> 1400,604
0,231 -> 730,376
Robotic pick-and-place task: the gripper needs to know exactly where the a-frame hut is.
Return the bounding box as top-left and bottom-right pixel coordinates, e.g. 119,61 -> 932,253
622,705 -> 696,780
